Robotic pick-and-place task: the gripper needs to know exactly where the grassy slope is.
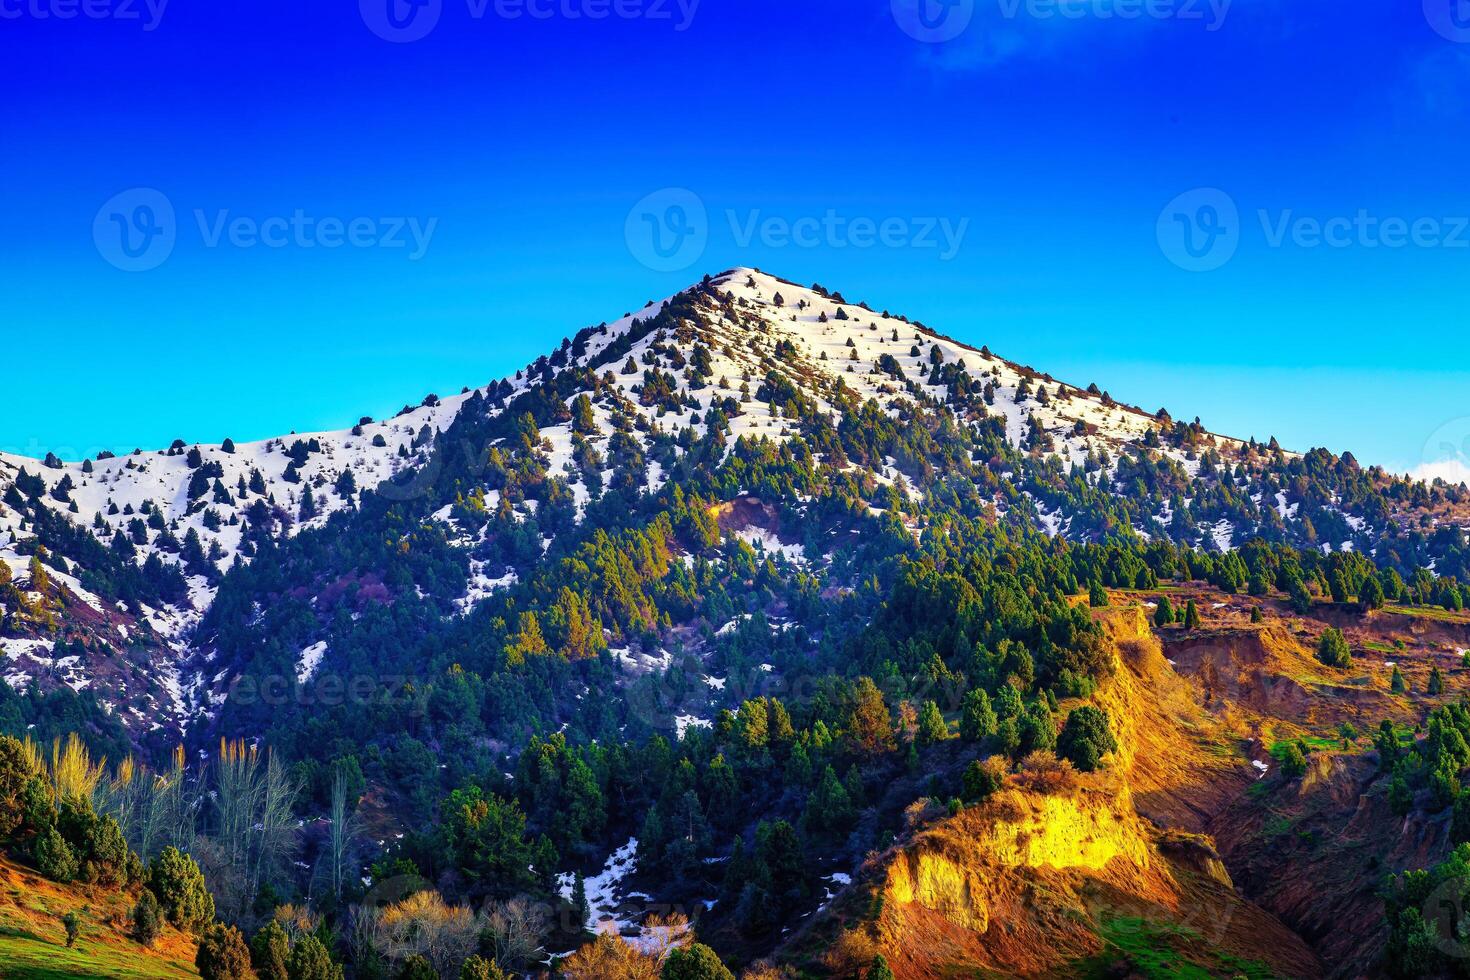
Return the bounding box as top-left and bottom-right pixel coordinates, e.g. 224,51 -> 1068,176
0,857 -> 198,979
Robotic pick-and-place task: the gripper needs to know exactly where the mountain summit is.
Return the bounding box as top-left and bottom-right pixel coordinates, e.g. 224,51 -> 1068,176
0,268 -> 1464,743
3,269 -> 1470,978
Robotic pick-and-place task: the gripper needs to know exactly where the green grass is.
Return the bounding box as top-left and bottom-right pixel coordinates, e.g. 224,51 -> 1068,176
1385,604 -> 1470,624
0,858 -> 197,979
1081,917 -> 1280,980
0,923 -> 196,979
1267,737 -> 1335,762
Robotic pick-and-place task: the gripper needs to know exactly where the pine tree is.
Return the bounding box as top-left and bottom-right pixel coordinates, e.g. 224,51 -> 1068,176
959,689 -> 996,743
1089,581 -> 1109,608
1391,665 -> 1407,695
62,911 -> 81,948
1057,706 -> 1117,772
250,919 -> 289,980
459,958 -> 506,980
848,677 -> 894,756
572,872 -> 590,931
196,924 -> 252,980
662,942 -> 735,980
916,700 -> 948,746
1359,574 -> 1385,612
1429,665 -> 1444,696
1183,599 -> 1202,630
132,890 -> 162,947
1154,595 -> 1174,627
1316,628 -> 1352,668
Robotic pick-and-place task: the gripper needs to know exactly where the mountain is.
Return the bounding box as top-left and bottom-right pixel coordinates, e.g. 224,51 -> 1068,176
4,268 -> 1464,746
3,268 -> 1470,979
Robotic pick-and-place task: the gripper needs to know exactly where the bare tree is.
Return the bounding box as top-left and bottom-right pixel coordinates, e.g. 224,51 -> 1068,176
318,767 -> 363,902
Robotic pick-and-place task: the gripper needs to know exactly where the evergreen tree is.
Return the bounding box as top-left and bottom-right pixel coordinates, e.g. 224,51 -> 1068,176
397,956 -> 437,980
1154,595 -> 1174,628
1391,665 -> 1407,694
251,919 -> 290,980
1057,706 -> 1117,772
1316,628 -> 1352,668
959,689 -> 996,743
1088,581 -> 1109,608
1183,599 -> 1202,630
870,955 -> 897,980
460,957 -> 507,980
1359,574 -> 1385,612
848,677 -> 894,756
1429,665 -> 1444,696
286,934 -> 343,980
148,847 -> 214,934
132,889 -> 162,947
62,911 -> 81,948
962,759 -> 1002,802
35,825 -> 78,882
916,700 -> 948,746
196,924 -> 252,980
662,942 -> 735,980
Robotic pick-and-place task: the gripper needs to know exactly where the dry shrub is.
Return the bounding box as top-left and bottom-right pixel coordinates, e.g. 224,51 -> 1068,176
820,927 -> 879,974
902,797 -> 945,832
741,961 -> 795,980
370,890 -> 482,978
484,895 -> 550,971
633,911 -> 691,961
272,903 -> 320,942
559,932 -> 661,980
1014,752 -> 1078,794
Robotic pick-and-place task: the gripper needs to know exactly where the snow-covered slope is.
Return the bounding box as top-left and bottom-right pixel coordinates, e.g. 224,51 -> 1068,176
0,267 -> 1299,739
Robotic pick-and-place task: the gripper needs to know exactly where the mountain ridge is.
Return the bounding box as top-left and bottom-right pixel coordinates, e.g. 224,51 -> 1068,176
0,267 -> 1465,743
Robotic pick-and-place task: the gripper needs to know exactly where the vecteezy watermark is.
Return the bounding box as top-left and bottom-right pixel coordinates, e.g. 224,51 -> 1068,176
0,0 -> 169,30
891,0 -> 975,43
93,188 -> 177,273
892,0 -> 1229,42
626,189 -> 970,272
93,188 -> 438,271
1155,188 -> 1240,272
1420,418 -> 1470,486
626,188 -> 709,273
360,0 -> 698,42
1424,0 -> 1470,43
996,0 -> 1230,29
1157,188 -> 1470,271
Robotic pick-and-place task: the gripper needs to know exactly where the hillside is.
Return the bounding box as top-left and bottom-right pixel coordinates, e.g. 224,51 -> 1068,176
0,857 -> 198,979
3,268 -> 1464,750
2,269 -> 1470,979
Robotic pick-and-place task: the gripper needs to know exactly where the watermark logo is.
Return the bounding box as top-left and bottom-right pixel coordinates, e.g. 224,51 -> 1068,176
94,188 -> 177,272
626,188 -> 708,273
360,0 -> 443,42
361,0 -> 699,42
1425,0 -> 1470,43
1156,187 -> 1239,272
892,0 -> 975,42
92,189 -> 439,270
1159,188 -> 1470,272
0,0 -> 169,30
1419,418 -> 1470,486
892,0 -> 1230,42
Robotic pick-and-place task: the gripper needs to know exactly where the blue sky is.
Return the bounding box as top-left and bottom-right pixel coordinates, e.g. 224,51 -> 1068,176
2,0 -> 1467,479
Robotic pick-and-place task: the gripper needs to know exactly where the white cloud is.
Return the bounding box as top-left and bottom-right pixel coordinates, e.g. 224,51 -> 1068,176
1409,459 -> 1470,487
